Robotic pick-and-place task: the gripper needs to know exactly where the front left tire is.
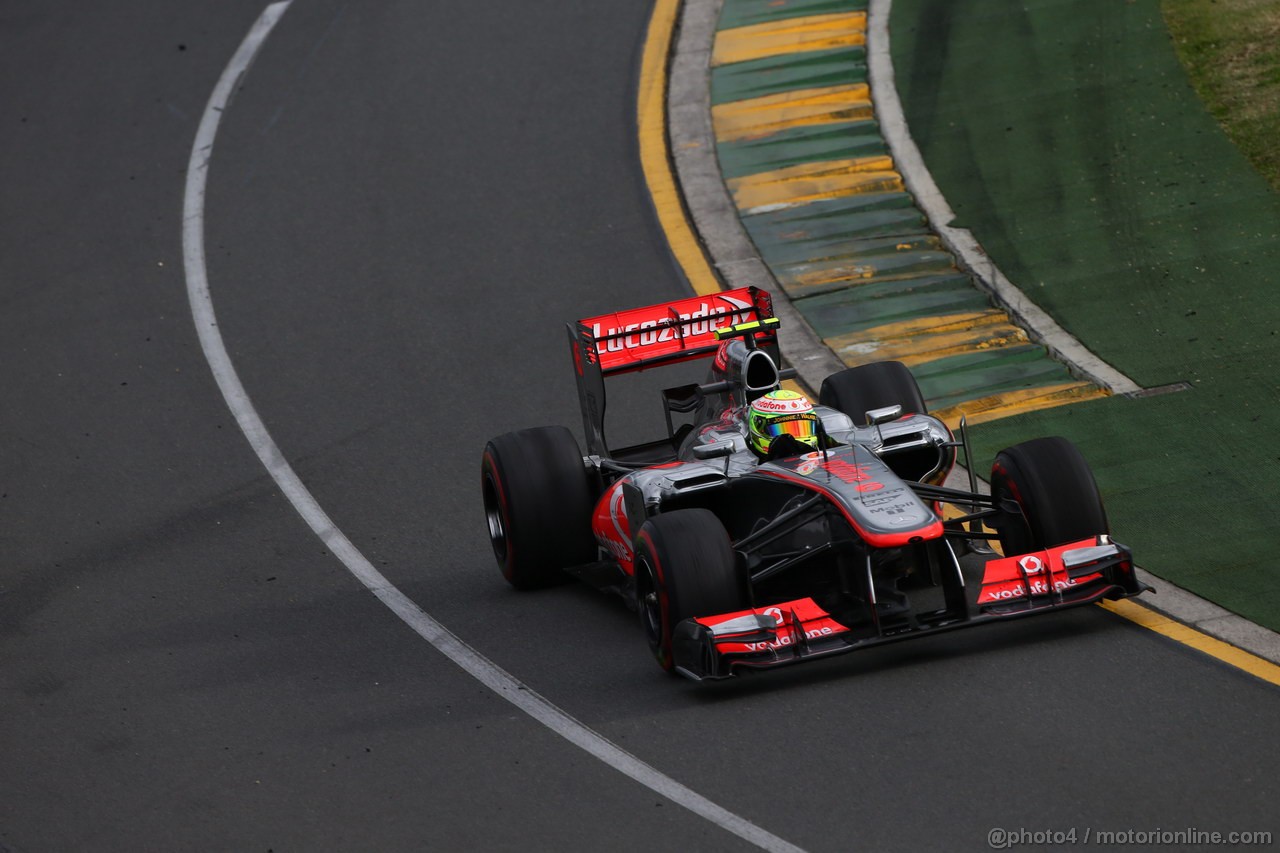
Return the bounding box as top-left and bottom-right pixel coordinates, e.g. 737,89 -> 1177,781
634,509 -> 747,672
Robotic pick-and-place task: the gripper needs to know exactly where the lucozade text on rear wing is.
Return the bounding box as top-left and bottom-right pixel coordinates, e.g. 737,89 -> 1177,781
567,286 -> 782,457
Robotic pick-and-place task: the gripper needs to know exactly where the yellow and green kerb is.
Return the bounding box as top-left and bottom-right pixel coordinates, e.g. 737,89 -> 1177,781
710,0 -> 1105,426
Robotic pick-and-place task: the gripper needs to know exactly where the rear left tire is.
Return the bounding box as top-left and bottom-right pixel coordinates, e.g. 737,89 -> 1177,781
481,426 -> 596,590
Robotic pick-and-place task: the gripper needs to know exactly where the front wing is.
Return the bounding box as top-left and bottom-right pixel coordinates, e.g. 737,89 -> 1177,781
671,538 -> 1150,681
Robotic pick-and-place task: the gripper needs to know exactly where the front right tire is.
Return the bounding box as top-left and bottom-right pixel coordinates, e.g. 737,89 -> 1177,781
990,436 -> 1109,555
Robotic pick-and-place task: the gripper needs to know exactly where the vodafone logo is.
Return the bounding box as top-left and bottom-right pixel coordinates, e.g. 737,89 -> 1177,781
752,394 -> 812,414
743,625 -> 833,652
982,576 -> 1078,602
1018,555 -> 1045,574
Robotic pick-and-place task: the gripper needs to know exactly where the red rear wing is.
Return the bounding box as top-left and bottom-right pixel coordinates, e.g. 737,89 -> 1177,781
567,287 -> 779,457
575,287 -> 775,376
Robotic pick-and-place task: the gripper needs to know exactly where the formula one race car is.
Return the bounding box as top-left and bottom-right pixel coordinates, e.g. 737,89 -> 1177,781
480,288 -> 1148,680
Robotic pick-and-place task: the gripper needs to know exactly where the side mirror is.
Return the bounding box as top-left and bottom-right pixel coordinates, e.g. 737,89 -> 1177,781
865,405 -> 903,426
692,440 -> 736,460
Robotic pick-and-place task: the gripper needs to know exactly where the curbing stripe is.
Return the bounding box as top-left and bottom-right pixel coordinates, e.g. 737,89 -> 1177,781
732,169 -> 903,210
718,0 -> 864,30
711,47 -> 868,106
713,12 -> 866,66
728,153 -> 895,188
711,83 -> 873,142
932,383 -> 1108,427
831,319 -> 1031,369
726,154 -> 897,210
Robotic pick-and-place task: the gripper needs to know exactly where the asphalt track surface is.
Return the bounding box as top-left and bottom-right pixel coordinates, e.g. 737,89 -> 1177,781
1,2 -> 1277,851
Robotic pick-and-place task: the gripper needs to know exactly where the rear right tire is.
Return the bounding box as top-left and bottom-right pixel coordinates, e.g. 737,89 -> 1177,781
819,361 -> 927,424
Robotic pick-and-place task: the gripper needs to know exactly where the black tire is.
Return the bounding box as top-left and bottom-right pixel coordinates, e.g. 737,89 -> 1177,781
634,509 -> 747,672
990,436 -> 1109,555
819,361 -> 927,424
481,426 -> 597,590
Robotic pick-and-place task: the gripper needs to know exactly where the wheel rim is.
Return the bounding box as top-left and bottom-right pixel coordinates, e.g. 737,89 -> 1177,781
637,557 -> 663,653
482,473 -> 508,562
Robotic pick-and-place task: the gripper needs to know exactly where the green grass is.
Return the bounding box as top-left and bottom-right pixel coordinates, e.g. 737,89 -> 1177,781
1163,0 -> 1280,191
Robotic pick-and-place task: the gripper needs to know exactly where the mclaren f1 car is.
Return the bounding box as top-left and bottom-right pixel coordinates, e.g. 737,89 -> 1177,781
480,287 -> 1149,680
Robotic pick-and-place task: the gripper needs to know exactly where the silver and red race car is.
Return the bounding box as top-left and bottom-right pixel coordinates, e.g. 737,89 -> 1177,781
480,288 -> 1149,680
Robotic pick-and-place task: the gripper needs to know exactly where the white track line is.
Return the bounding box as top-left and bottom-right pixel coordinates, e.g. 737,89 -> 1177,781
179,4 -> 805,851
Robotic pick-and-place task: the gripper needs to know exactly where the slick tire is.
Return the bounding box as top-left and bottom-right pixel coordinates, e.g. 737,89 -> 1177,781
481,426 -> 596,590
819,361 -> 927,424
990,436 -> 1109,555
634,509 -> 747,673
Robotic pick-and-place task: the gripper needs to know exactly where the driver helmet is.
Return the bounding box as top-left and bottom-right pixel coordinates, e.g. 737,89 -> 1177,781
747,389 -> 820,457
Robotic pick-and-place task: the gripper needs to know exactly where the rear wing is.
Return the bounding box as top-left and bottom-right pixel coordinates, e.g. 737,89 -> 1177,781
566,287 -> 778,457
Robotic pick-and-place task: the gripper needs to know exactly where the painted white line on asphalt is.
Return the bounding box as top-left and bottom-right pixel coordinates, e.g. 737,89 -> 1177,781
866,0 -> 1141,395
179,5 -> 806,852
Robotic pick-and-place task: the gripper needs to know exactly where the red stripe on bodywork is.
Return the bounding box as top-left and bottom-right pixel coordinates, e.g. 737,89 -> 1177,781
591,480 -> 635,573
